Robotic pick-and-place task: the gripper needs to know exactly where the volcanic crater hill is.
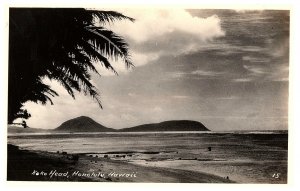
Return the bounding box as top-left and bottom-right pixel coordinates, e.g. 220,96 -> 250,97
119,120 -> 209,132
54,116 -> 115,132
53,116 -> 210,132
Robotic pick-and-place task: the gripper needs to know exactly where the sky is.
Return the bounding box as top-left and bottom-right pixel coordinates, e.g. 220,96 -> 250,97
21,9 -> 289,131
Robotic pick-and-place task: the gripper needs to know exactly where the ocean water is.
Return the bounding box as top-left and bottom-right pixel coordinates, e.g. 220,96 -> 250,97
8,131 -> 288,183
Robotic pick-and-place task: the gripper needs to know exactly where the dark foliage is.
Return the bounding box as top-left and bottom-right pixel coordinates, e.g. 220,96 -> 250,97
8,8 -> 134,123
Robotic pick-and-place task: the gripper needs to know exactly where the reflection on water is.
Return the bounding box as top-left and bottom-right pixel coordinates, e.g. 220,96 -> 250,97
8,131 -> 287,183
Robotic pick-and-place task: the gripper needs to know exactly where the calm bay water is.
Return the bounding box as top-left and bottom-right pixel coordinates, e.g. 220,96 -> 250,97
8,131 -> 288,183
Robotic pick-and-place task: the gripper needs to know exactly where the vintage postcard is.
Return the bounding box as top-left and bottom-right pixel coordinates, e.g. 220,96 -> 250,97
6,6 -> 289,184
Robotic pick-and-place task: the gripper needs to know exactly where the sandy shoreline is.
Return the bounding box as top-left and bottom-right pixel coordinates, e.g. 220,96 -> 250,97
7,144 -> 234,183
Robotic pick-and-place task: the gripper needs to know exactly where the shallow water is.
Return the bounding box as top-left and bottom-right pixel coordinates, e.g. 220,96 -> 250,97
8,131 -> 288,183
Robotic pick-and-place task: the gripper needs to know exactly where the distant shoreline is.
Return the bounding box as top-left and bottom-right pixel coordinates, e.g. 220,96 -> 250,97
8,126 -> 288,136
7,144 -> 234,183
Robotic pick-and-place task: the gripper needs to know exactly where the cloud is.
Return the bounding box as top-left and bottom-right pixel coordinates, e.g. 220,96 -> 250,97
167,72 -> 187,79
153,106 -> 163,112
243,65 -> 266,75
268,36 -> 289,58
22,78 -> 103,128
131,51 -> 159,66
191,69 -> 223,77
234,9 -> 264,13
128,92 -> 138,97
109,9 -> 224,43
99,9 -> 225,71
120,113 -> 137,122
242,56 -> 270,63
232,78 -> 254,83
232,64 -> 289,83
239,46 -> 267,53
266,65 -> 289,82
19,9 -> 289,131
166,69 -> 224,80
23,90 -> 99,129
215,96 -> 240,100
172,95 -> 190,99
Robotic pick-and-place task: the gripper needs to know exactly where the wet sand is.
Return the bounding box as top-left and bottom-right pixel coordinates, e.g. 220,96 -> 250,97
7,144 -> 234,183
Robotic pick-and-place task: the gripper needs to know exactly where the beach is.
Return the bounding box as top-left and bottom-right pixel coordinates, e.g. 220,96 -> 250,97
8,132 -> 288,184
7,131 -> 288,183
7,144 -> 233,183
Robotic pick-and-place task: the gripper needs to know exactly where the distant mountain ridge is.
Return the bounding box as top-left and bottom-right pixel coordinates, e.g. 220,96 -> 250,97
53,116 -> 210,132
119,120 -> 209,132
54,116 -> 115,132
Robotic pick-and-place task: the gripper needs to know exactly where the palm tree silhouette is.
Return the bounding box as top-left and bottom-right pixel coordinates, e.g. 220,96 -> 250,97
8,8 -> 134,124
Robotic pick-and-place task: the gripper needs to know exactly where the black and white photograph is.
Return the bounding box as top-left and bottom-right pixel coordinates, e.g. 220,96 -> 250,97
6,6 -> 289,184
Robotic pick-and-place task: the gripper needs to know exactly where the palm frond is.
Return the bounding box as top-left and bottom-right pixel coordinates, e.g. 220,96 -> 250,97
84,26 -> 133,68
22,79 -> 58,105
51,51 -> 102,107
78,40 -> 118,74
87,10 -> 135,23
8,8 -> 133,123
